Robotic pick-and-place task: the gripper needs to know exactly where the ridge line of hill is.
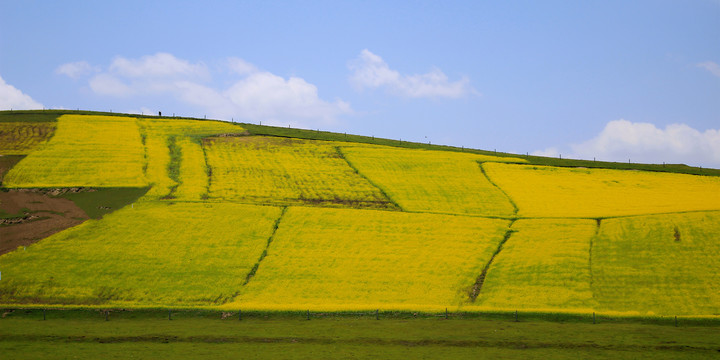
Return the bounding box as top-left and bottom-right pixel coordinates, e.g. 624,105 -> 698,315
2,109 -> 717,176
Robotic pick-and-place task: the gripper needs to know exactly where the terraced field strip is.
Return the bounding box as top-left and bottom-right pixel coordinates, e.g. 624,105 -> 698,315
340,146 -> 524,217
592,211 -> 720,316
136,117 -> 244,201
174,138 -> 210,200
0,121 -> 57,155
3,115 -> 146,187
472,219 -> 598,312
204,136 -> 396,209
229,207 -> 509,311
482,162 -> 720,218
0,202 -> 282,307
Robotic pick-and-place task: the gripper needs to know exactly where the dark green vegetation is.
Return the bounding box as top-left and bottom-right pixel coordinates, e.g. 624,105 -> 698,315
0,111 -> 60,123
58,187 -> 149,219
1,310 -> 718,359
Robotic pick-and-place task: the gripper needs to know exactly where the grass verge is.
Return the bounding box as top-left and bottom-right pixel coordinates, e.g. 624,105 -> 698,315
58,187 -> 149,219
1,309 -> 718,359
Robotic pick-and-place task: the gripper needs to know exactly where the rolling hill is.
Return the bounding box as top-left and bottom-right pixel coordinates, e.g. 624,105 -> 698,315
1,110 -> 719,317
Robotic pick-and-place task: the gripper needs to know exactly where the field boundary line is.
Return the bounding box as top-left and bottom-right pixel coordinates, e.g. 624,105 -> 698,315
242,206 -> 288,287
478,162 -> 519,216
162,135 -> 182,199
589,218 -> 601,309
334,146 -> 403,211
469,219 -> 516,302
200,138 -> 213,200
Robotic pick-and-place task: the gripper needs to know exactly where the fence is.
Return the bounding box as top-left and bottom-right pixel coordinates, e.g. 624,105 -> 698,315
2,308 -> 717,328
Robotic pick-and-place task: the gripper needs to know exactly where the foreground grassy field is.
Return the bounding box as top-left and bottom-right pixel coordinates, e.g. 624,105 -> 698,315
1,311 -> 718,360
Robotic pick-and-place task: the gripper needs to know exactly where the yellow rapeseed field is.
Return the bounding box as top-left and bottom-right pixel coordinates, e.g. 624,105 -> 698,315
592,211 -> 720,316
173,138 -> 209,200
483,163 -> 720,218
0,122 -> 56,155
229,207 -> 510,311
475,219 -> 597,312
0,202 -> 282,307
3,115 -> 146,187
204,136 -> 394,208
340,146 -> 525,216
136,117 -> 243,200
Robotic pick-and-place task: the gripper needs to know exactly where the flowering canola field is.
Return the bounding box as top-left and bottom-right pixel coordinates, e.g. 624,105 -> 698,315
1,113 -> 719,316
0,202 -> 281,307
204,136 -> 395,208
340,146 -> 525,216
3,115 -> 146,187
230,206 -> 510,311
136,117 -> 243,200
592,211 -> 720,315
473,219 -> 597,312
483,163 -> 720,218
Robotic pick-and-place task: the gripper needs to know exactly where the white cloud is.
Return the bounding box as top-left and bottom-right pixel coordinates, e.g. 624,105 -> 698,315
348,49 -> 475,98
0,74 -> 43,110
89,74 -> 133,96
224,72 -> 350,122
697,61 -> 720,78
570,119 -> 720,168
227,57 -> 258,75
55,61 -> 99,78
73,53 -> 350,126
531,147 -> 560,158
109,52 -> 209,79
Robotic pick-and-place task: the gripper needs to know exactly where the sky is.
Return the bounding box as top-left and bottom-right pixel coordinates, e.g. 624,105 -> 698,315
1,0 -> 719,168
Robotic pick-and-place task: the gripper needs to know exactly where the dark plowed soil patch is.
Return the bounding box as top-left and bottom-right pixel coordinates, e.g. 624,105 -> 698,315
0,190 -> 89,255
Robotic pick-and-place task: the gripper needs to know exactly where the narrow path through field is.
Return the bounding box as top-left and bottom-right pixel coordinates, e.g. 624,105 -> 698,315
477,162 -> 518,216
469,219 -> 516,302
242,206 -> 288,286
335,146 -> 403,211
200,139 -> 213,200
589,218 -> 601,306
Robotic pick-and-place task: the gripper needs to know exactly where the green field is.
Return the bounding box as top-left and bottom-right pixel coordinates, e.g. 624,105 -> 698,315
1,310 -> 718,360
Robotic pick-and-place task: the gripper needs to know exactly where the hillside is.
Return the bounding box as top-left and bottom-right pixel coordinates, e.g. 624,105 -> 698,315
1,110 -> 719,317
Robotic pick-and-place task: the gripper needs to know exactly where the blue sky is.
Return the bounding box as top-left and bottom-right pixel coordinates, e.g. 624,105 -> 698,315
1,0 -> 719,167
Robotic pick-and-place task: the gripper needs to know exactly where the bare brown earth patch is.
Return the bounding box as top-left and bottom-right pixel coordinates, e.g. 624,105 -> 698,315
0,189 -> 89,255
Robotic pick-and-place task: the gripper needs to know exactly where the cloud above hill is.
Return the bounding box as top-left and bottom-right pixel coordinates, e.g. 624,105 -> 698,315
349,49 -> 475,98
536,120 -> 720,168
697,61 -> 720,78
57,53 -> 351,126
0,75 -> 43,110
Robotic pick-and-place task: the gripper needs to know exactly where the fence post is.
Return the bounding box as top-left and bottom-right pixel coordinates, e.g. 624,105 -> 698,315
675,316 -> 678,327
168,310 -> 172,320
445,308 -> 448,319
375,309 -> 379,320
238,310 -> 242,321
43,309 -> 46,321
593,312 -> 596,324
105,311 -> 109,321
514,310 -> 518,322
306,310 -> 310,321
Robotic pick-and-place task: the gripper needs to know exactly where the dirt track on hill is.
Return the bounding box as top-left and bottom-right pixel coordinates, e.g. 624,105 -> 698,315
0,190 -> 88,255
